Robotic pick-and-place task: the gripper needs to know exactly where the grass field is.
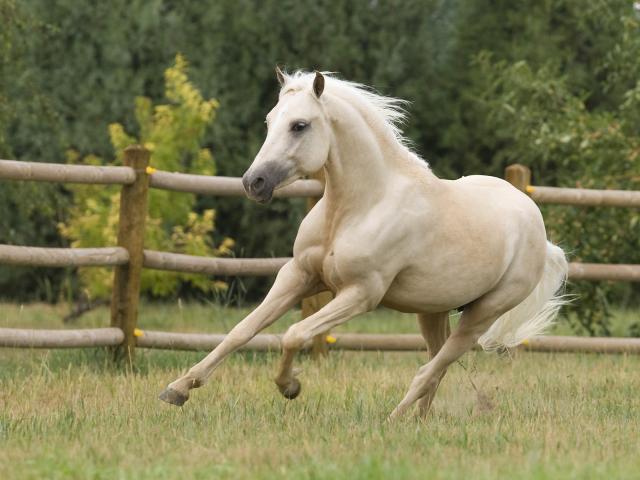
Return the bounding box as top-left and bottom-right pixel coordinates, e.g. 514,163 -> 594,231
1,302 -> 639,479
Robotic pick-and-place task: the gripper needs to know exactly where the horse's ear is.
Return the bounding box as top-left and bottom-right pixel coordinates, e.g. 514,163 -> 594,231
313,71 -> 325,98
275,65 -> 286,87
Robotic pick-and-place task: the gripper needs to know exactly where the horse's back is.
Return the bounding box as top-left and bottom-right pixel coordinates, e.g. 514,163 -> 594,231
443,174 -> 546,256
381,173 -> 547,312
446,175 -> 541,220
450,174 -> 524,196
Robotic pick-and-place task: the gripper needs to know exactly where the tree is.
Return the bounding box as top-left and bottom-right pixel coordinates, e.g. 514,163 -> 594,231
3,0 -> 639,330
60,55 -> 233,299
471,11 -> 640,334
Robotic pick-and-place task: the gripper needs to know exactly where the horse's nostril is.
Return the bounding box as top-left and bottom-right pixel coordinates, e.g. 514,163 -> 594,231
251,177 -> 265,192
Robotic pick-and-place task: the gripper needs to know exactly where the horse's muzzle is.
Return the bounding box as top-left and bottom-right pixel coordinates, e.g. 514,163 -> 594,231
242,161 -> 290,204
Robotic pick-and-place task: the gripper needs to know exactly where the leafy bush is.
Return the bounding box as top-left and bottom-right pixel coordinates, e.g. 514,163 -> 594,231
0,0 -> 73,302
60,55 -> 233,299
2,0 -> 639,332
472,13 -> 640,335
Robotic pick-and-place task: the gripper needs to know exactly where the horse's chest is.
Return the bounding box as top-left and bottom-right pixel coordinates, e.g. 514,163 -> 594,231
299,242 -> 350,293
298,206 -> 406,292
318,249 -> 341,293
316,240 -> 379,293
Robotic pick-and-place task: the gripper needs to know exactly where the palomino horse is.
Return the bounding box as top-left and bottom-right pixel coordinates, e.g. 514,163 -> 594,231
160,69 -> 568,419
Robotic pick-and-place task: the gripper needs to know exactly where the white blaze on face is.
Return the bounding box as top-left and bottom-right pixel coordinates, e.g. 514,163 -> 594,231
265,98 -> 302,161
264,102 -> 291,148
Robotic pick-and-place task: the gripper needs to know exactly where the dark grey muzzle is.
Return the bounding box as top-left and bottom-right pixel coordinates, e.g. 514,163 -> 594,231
242,161 -> 290,204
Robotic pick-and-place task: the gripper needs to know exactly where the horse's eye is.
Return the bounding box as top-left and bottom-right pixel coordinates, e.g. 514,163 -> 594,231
291,121 -> 308,133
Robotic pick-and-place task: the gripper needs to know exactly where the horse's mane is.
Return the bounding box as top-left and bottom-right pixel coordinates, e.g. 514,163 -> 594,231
281,71 -> 412,148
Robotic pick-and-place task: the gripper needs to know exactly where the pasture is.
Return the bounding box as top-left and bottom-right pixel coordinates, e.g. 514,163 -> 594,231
1,303 -> 639,479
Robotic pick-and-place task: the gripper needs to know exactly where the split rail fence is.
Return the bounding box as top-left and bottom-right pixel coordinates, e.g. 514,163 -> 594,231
1,148 -> 639,358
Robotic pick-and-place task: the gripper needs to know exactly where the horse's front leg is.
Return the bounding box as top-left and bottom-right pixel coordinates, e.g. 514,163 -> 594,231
159,260 -> 316,406
274,285 -> 378,399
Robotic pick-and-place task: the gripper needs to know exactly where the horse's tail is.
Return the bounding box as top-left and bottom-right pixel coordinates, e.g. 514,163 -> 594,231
477,242 -> 569,352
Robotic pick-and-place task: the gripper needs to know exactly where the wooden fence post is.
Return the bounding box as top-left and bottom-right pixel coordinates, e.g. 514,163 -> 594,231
301,171 -> 333,358
110,145 -> 150,362
505,164 -> 532,192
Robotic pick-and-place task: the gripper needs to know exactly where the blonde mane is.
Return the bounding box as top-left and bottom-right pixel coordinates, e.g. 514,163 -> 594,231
280,71 -> 414,149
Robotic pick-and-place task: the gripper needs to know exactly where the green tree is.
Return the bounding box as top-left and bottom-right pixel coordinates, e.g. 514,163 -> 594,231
60,55 -> 233,299
471,12 -> 640,334
3,0 -> 639,326
0,0 -> 71,301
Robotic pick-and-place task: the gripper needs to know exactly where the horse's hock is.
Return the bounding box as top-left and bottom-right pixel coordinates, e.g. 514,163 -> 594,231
0,151 -> 639,356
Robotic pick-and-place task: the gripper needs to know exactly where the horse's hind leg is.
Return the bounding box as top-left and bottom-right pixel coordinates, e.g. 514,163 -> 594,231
416,312 -> 450,416
389,298 -> 508,420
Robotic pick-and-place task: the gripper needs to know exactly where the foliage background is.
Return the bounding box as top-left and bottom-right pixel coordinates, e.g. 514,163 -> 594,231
0,0 -> 638,334
60,55 -> 233,300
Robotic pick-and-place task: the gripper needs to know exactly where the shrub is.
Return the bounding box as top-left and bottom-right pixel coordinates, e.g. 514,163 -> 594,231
472,12 -> 640,335
60,55 -> 234,299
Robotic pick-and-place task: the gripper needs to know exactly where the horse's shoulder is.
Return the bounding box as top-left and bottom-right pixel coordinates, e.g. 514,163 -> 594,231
293,199 -> 326,252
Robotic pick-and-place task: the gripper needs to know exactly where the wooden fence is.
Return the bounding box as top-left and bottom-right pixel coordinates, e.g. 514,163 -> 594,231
0,150 -> 639,358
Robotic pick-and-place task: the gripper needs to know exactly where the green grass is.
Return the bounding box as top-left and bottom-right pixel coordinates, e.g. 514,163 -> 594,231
3,300 -> 636,335
0,300 -> 424,334
1,303 -> 639,479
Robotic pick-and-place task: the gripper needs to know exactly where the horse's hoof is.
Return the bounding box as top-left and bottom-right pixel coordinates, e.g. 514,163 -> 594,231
158,387 -> 189,406
278,377 -> 301,400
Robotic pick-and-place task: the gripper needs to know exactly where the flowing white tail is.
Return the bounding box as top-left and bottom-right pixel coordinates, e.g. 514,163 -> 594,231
478,242 -> 569,351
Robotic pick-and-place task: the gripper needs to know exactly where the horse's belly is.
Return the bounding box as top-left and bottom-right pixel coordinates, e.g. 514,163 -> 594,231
380,291 -> 455,313
381,283 -> 470,313
380,262 -> 503,313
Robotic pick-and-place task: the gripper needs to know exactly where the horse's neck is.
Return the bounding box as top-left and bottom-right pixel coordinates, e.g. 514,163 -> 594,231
321,99 -> 436,212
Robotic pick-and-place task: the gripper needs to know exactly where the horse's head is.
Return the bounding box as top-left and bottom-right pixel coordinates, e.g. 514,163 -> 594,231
242,68 -> 330,203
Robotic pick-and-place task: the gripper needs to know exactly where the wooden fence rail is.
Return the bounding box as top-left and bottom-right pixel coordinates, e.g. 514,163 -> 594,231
568,263 -> 640,282
1,327 -> 640,354
331,333 -> 640,354
143,250 -> 289,276
0,327 -> 124,348
149,170 -> 323,198
136,330 -> 282,351
132,331 -> 640,355
0,245 -> 129,267
5,242 -> 638,284
528,185 -> 640,208
505,164 -> 640,208
0,159 -> 135,185
0,153 -> 639,359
